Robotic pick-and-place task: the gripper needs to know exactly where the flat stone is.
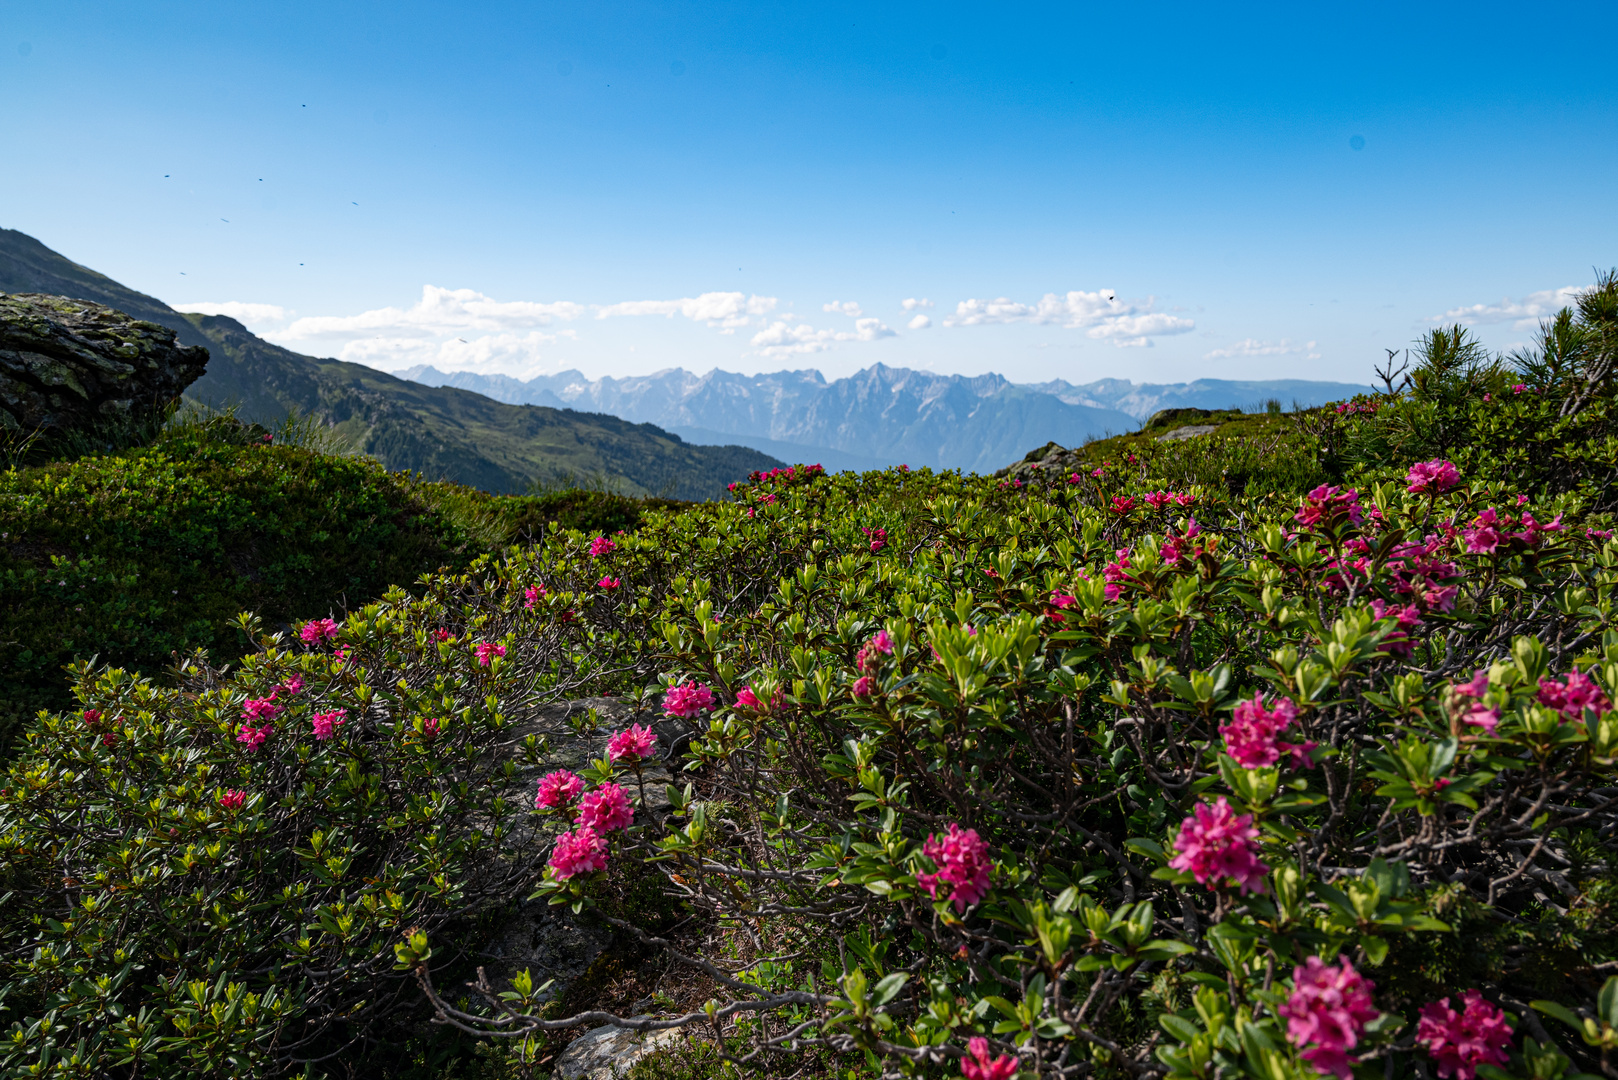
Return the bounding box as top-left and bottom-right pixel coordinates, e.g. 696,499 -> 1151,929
1155,424 -> 1220,442
555,1020 -> 686,1079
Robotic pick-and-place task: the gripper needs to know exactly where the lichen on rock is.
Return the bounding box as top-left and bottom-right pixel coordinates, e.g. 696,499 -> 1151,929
0,292 -> 208,435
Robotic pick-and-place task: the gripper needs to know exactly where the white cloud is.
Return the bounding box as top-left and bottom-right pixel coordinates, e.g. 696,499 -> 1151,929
174,301 -> 290,325
1430,286 -> 1587,328
1204,338 -> 1321,360
596,292 -> 777,332
943,289 -> 1194,346
823,300 -> 864,317
337,330 -> 567,374
279,285 -> 584,341
908,314 -> 932,330
901,297 -> 934,311
750,317 -> 897,357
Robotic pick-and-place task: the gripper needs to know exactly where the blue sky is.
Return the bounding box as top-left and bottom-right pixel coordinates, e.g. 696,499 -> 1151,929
2,1 -> 1614,385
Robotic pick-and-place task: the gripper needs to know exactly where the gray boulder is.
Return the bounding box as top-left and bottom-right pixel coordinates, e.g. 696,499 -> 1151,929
0,292 -> 209,435
555,1020 -> 687,1079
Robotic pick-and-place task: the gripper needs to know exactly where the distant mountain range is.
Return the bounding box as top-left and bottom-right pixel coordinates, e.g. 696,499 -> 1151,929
0,229 -> 780,498
403,365 -> 1374,473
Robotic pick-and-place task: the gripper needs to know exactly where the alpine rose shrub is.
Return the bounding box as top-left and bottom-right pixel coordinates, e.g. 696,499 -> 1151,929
311,709 -> 346,740
606,723 -> 657,762
535,769 -> 585,810
1416,990 -> 1514,1080
662,681 -> 714,717
575,783 -> 634,833
916,823 -> 992,913
959,1036 -> 1018,1080
1406,459 -> 1461,495
1278,956 -> 1379,1080
548,826 -> 610,880
1169,797 -> 1269,894
299,617 -> 340,645
1220,693 -> 1314,769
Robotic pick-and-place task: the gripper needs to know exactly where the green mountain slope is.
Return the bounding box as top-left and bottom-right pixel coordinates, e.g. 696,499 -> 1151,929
0,228 -> 781,497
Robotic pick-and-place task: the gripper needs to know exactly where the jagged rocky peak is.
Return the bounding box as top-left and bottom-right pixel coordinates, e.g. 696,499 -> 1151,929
0,292 -> 209,435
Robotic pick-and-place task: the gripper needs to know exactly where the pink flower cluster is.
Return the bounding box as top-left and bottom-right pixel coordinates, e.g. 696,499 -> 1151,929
1220,694 -> 1315,769
1538,670 -> 1611,720
852,675 -> 876,698
1371,598 -> 1425,658
607,723 -> 658,761
300,617 -> 341,645
1102,550 -> 1133,601
863,526 -> 887,553
735,685 -> 784,711
589,536 -> 617,557
237,723 -> 273,751
1294,485 -> 1364,531
1449,669 -> 1501,734
218,789 -> 247,810
1463,507 -> 1565,555
549,826 -> 609,880
524,584 -> 546,610
1416,990 -> 1513,1080
856,629 -> 894,673
1407,459 -> 1461,495
421,716 -> 442,741
577,782 -> 634,833
664,681 -> 715,717
311,709 -> 346,741
1161,519 -> 1205,567
536,769 -> 585,810
279,675 -> 304,695
747,463 -> 823,485
598,576 -> 621,590
1278,956 -> 1378,1080
916,823 -> 992,913
1335,400 -> 1380,416
474,641 -> 506,666
433,628 -> 451,642
1047,591 -> 1077,624
1109,495 -> 1136,515
242,695 -> 283,722
1169,797 -> 1268,894
960,1037 -> 1018,1080
1144,490 -> 1195,510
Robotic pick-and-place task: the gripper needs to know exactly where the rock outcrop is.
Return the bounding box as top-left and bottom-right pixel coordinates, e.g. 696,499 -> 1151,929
0,293 -> 208,435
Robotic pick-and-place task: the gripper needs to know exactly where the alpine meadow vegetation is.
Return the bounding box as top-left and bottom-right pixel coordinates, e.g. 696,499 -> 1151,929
3,273 -> 1618,1080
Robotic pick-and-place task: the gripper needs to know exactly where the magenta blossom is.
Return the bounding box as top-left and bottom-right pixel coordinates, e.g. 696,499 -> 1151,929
1463,508 -> 1506,555
916,823 -> 992,913
311,709 -> 346,741
1278,956 -> 1378,1080
549,826 -> 610,880
237,723 -> 272,752
279,675 -> 304,696
1538,670 -> 1612,719
242,695 -> 283,722
1047,591 -> 1077,623
597,576 -> 620,590
1220,694 -> 1315,769
1102,549 -> 1133,601
589,535 -> 617,557
524,584 -> 545,610
1109,495 -> 1136,515
735,685 -> 784,712
421,716 -> 442,741
1512,384 -> 1526,394
863,526 -> 888,553
474,641 -> 506,667
852,675 -> 876,698
1406,459 -> 1461,496
218,789 -> 247,810
300,617 -> 340,645
856,629 -> 895,673
664,681 -> 715,717
607,723 -> 658,762
1295,485 -> 1364,531
576,782 -> 635,833
535,769 -> 585,810
1169,797 -> 1268,894
1416,990 -> 1513,1080
960,1037 -> 1018,1080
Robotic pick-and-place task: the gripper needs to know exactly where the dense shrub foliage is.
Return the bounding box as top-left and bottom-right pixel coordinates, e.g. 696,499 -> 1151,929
0,417 -> 685,754
3,280 -> 1618,1079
